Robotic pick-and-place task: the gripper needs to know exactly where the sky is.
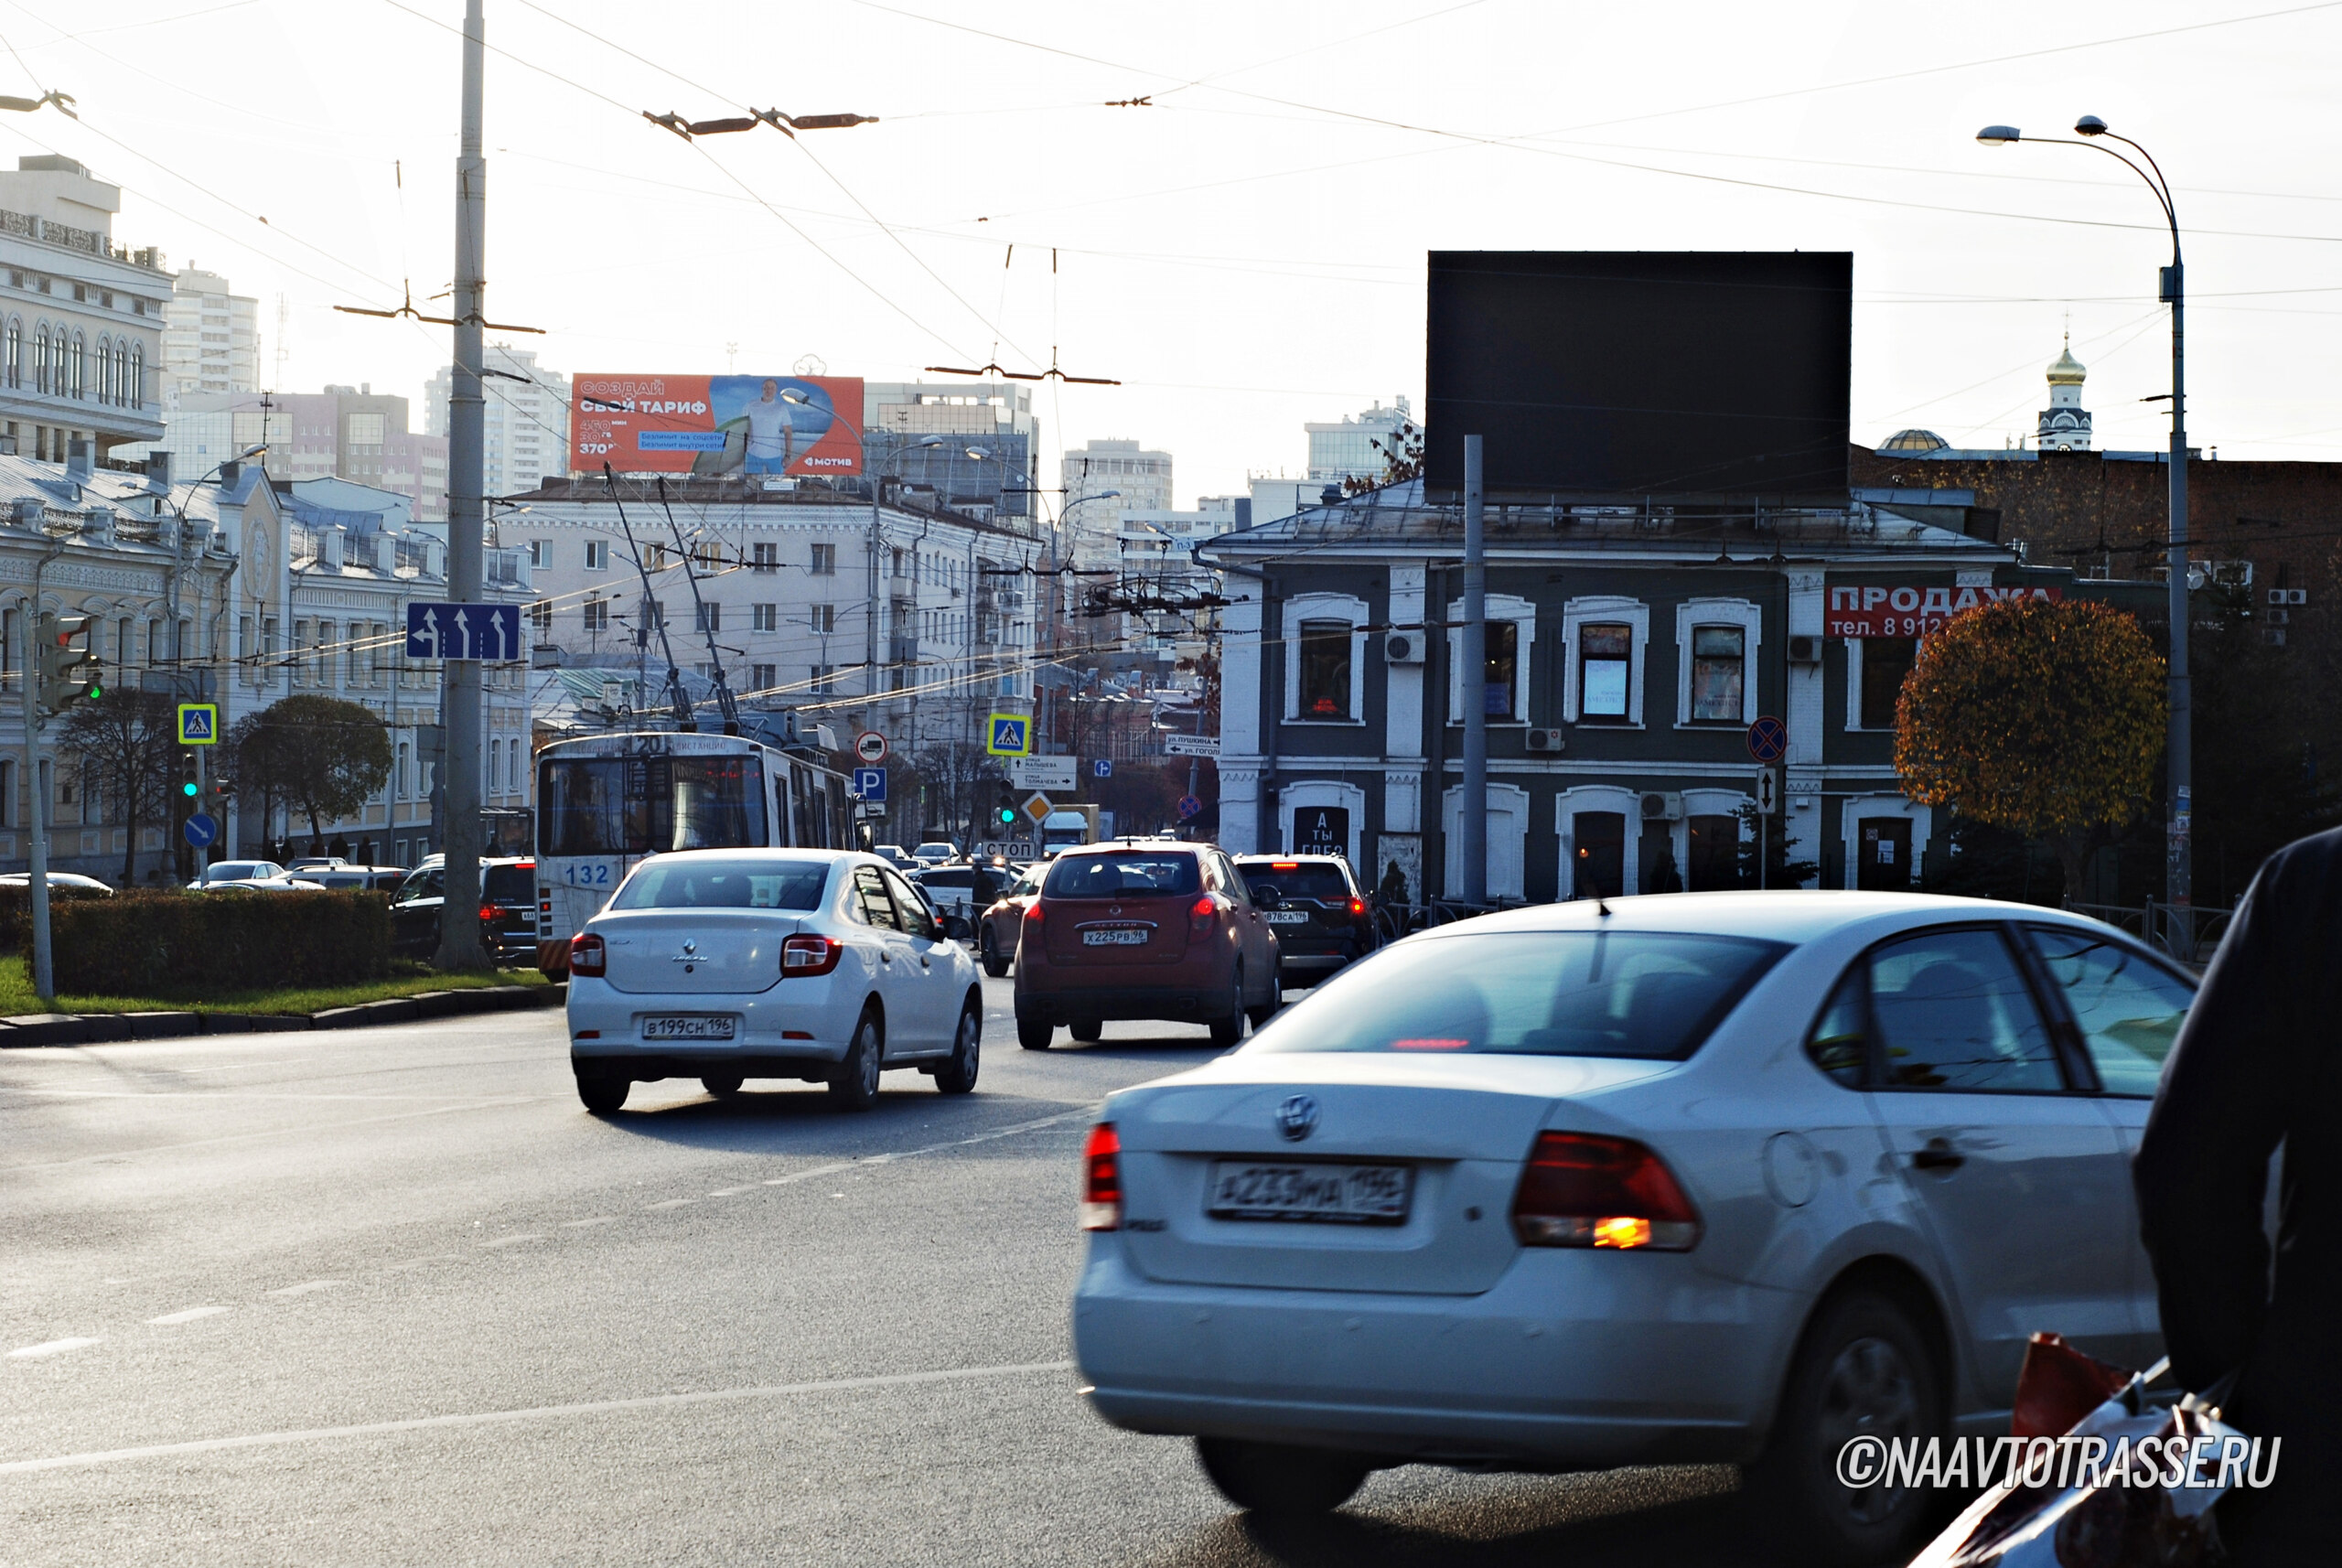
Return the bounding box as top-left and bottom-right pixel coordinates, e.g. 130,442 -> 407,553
6,0 -> 2341,508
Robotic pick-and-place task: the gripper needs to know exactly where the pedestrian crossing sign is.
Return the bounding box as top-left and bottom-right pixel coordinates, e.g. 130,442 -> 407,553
985,713 -> 1031,757
176,703 -> 219,746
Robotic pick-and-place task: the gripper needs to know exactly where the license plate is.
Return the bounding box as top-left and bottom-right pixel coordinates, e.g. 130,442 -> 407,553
1080,927 -> 1150,947
1208,1162 -> 1413,1225
1265,910 -> 1309,925
641,1015 -> 736,1041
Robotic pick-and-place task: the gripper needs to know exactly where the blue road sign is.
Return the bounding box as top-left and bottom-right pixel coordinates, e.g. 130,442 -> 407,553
1092,758 -> 1112,779
985,713 -> 1031,757
1177,794 -> 1203,821
1746,714 -> 1789,764
851,767 -> 887,803
184,812 -> 218,848
175,703 -> 218,745
405,602 -> 524,661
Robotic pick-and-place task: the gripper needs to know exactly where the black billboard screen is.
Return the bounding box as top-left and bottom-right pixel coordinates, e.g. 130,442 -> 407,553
1425,252 -> 1852,499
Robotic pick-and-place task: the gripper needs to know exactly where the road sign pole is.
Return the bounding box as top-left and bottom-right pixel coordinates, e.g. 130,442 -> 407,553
20,600 -> 51,1001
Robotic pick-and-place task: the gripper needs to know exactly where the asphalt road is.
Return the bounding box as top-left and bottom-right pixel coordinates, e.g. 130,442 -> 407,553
1,974 -> 1771,1566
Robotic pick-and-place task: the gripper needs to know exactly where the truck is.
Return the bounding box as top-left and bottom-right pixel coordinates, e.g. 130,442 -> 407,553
1041,804 -> 1101,853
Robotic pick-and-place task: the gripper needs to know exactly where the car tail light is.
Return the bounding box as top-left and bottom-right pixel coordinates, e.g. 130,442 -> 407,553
1191,895 -> 1217,920
568,931 -> 607,977
1348,897 -> 1367,918
478,904 -> 499,925
1510,1132 -> 1700,1251
781,934 -> 843,977
1080,1122 -> 1122,1231
1024,902 -> 1045,924
1272,861 -> 1298,871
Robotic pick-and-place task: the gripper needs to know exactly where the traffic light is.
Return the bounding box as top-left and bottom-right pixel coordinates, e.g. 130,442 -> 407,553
36,613 -> 98,715
201,774 -> 231,818
994,787 -> 1018,828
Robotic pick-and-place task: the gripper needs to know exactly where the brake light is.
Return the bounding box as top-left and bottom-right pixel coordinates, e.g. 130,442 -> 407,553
1272,861 -> 1299,871
1080,1122 -> 1122,1231
780,934 -> 843,977
1510,1132 -> 1700,1251
1190,895 -> 1217,919
1348,897 -> 1367,918
478,904 -> 499,925
515,862 -> 534,872
568,931 -> 607,977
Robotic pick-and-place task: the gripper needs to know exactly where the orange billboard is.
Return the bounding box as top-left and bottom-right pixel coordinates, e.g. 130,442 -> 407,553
571,373 -> 865,476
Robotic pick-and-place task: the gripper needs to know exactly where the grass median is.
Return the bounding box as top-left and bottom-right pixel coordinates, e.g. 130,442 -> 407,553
0,954 -> 553,1018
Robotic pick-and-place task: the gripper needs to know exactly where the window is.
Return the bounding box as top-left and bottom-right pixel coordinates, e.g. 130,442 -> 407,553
811,604 -> 836,634
850,865 -> 901,929
528,600 -> 553,632
1860,638 -> 1918,730
129,345 -> 143,407
1580,624 -> 1631,719
753,603 -> 779,632
345,412 -> 386,446
811,663 -> 835,693
582,596 -> 609,632
1482,621 -> 1519,720
749,662 -> 776,691
1690,626 -> 1746,721
1295,619 -> 1352,719
584,540 -> 606,571
1866,928 -> 2063,1092
695,602 -> 721,633
3,318 -> 16,388
527,540 -> 545,567
810,542 -> 836,575
2026,927 -> 2194,1096
643,600 -> 665,629
1686,814 -> 1739,891
613,857 -> 830,911
752,542 -> 778,574
890,547 -> 908,578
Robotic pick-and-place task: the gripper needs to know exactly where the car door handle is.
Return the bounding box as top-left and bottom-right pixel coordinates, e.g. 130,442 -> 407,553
1912,1140 -> 1965,1172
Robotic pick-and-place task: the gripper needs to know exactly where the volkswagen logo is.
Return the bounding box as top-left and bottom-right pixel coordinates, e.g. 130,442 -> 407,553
1275,1094 -> 1318,1143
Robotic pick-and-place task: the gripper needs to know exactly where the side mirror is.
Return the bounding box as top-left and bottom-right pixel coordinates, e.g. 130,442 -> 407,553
943,914 -> 972,940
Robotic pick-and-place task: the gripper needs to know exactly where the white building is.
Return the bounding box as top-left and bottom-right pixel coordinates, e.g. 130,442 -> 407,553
0,156 -> 167,464
162,265 -> 258,397
1305,396 -> 1412,482
2036,338 -> 2093,452
425,343 -> 570,499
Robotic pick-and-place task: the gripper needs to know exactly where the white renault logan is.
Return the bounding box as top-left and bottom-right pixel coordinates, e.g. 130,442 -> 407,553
1070,891 -> 2195,1563
565,850 -> 983,1113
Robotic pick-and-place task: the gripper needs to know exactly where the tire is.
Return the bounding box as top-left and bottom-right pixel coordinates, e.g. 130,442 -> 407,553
700,1072 -> 744,1099
980,927 -> 1009,979
828,1007 -> 884,1112
1069,1017 -> 1103,1043
1208,968 -> 1246,1047
1015,1007 -> 1054,1050
575,1066 -> 629,1116
934,998 -> 981,1094
1748,1288 -> 1945,1566
1194,1437 -> 1370,1516
1246,968 -> 1283,1029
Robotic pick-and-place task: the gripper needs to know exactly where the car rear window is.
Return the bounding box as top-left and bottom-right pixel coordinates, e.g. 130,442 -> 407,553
918,869 -> 973,889
483,865 -> 535,902
611,858 -> 831,911
1043,853 -> 1201,900
1253,930 -> 1788,1059
1238,861 -> 1352,901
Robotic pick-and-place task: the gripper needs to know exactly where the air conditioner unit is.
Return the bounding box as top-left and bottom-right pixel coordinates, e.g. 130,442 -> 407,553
1525,728 -> 1566,753
2267,608 -> 2291,627
1788,634 -> 1821,663
1383,630 -> 1424,664
2285,588 -> 2309,606
1639,790 -> 1684,822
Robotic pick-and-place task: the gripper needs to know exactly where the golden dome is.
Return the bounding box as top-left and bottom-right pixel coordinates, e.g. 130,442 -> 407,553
2047,337 -> 2087,387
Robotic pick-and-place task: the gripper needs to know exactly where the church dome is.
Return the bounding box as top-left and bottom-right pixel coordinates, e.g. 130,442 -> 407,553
2047,339 -> 2087,386
1878,427 -> 1950,453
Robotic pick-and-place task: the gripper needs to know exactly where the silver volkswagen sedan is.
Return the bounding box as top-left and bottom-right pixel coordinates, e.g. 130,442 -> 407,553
1070,891 -> 2194,1563
565,850 -> 983,1114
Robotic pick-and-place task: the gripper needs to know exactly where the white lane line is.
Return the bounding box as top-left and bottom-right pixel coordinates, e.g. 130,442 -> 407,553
754,1108 -> 1095,1192
559,1216 -> 616,1229
0,1360 -> 1074,1474
643,1198 -> 693,1211
264,1281 -> 347,1298
146,1306 -> 227,1326
160,1060 -> 317,1074
707,1187 -> 754,1197
477,1234 -> 544,1250
7,1337 -> 101,1360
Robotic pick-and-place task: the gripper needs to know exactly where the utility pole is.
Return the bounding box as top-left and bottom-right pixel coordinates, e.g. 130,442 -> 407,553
1459,435 -> 1487,907
2163,258 -> 2191,944
19,590 -> 49,1000
433,0 -> 490,971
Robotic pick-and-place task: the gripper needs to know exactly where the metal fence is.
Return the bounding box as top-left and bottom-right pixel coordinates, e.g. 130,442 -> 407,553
2061,897 -> 2234,966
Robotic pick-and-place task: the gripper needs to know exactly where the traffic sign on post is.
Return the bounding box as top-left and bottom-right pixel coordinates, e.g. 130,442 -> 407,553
851,767 -> 887,803
1177,794 -> 1203,821
1020,791 -> 1053,825
853,730 -> 888,766
183,812 -> 218,848
1756,767 -> 1778,814
1092,758 -> 1112,779
176,703 -> 219,745
404,602 -> 523,661
1008,755 -> 1077,793
1746,715 -> 1789,764
986,714 -> 1032,757
1164,735 -> 1219,758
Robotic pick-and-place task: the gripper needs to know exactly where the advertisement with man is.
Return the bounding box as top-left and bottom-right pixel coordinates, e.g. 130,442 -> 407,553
572,373 -> 865,477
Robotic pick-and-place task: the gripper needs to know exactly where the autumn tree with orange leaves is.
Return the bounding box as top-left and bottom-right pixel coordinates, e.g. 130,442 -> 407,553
1896,596 -> 2165,901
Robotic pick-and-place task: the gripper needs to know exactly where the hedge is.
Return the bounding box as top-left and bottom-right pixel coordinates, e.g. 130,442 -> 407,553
0,886 -> 114,954
50,890 -> 392,994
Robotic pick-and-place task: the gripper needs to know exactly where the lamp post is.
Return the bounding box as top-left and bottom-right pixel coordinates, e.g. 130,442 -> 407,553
1978,116 -> 2191,940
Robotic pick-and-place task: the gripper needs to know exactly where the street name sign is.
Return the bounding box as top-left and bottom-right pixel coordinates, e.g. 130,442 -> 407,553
1008,756 -> 1078,793
405,602 -> 523,661
1164,734 -> 1219,758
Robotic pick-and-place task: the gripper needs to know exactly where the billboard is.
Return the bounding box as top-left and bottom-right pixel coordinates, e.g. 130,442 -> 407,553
571,374 -> 865,476
1424,252 -> 1852,499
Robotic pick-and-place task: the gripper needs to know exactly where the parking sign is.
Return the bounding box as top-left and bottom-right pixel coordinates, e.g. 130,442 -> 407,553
851,767 -> 887,803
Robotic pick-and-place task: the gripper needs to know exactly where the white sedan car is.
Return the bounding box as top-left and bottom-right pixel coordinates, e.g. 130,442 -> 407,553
565,850 -> 983,1115
1071,891 -> 2195,1562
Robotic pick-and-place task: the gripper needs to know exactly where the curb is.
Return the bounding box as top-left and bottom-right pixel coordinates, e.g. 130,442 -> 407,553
0,983 -> 565,1047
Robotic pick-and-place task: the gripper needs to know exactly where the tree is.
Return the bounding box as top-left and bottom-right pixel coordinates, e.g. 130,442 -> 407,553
1733,801 -> 1819,889
1895,596 -> 2165,900
1341,419 -> 1425,496
58,689 -> 180,886
226,696 -> 394,853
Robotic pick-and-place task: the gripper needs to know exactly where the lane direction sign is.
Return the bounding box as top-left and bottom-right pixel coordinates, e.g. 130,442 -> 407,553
405,602 -> 523,661
183,812 -> 218,848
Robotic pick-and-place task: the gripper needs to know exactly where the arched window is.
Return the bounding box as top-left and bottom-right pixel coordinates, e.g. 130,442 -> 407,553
2,317 -> 16,389
32,324 -> 48,394
69,330 -> 85,399
128,344 -> 144,409
95,336 -> 111,405
113,340 -> 127,406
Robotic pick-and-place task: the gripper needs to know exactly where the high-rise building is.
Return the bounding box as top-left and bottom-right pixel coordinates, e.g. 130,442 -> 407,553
1061,437 -> 1171,570
162,264 -> 258,396
117,384 -> 448,521
1305,396 -> 1412,483
864,379 -> 1041,524
424,342 -> 569,498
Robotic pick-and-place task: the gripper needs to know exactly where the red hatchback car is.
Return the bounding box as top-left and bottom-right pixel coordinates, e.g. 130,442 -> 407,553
1014,843 -> 1281,1049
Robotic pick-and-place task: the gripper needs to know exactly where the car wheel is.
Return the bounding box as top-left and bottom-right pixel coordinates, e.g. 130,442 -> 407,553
701,1072 -> 744,1099
828,1007 -> 884,1112
1749,1288 -> 1945,1566
980,927 -> 1009,979
1015,1007 -> 1053,1050
575,1066 -> 629,1116
1208,968 -> 1246,1047
1246,968 -> 1283,1029
1194,1437 -> 1370,1516
935,998 -> 981,1094
1069,1017 -> 1103,1043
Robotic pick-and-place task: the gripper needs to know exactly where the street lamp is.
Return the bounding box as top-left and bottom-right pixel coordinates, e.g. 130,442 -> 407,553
1978,115 -> 2193,937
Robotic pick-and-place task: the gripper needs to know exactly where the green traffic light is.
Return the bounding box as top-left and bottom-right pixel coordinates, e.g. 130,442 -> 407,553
183,781 -> 199,797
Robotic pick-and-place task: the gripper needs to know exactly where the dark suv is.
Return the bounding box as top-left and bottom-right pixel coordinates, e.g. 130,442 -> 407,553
1234,854 -> 1377,988
390,858 -> 538,961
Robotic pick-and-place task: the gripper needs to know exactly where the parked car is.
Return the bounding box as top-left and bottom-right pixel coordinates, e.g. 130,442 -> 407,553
1234,854 -> 1377,987
389,858 -> 539,961
0,871 -> 114,893
1071,891 -> 2197,1559
1013,842 -> 1280,1049
977,862 -> 1044,977
188,860 -> 292,889
565,849 -> 982,1115
912,842 -> 960,867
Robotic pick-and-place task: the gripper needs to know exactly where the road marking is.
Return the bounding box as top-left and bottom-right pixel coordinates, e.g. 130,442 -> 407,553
559,1217 -> 616,1229
6,1099 -> 539,1174
643,1198 -> 693,1210
0,1360 -> 1076,1474
146,1306 -> 227,1326
707,1187 -> 754,1197
749,1109 -> 1097,1192
7,1337 -> 101,1360
264,1281 -> 346,1297
477,1234 -> 544,1250
160,1059 -> 317,1074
